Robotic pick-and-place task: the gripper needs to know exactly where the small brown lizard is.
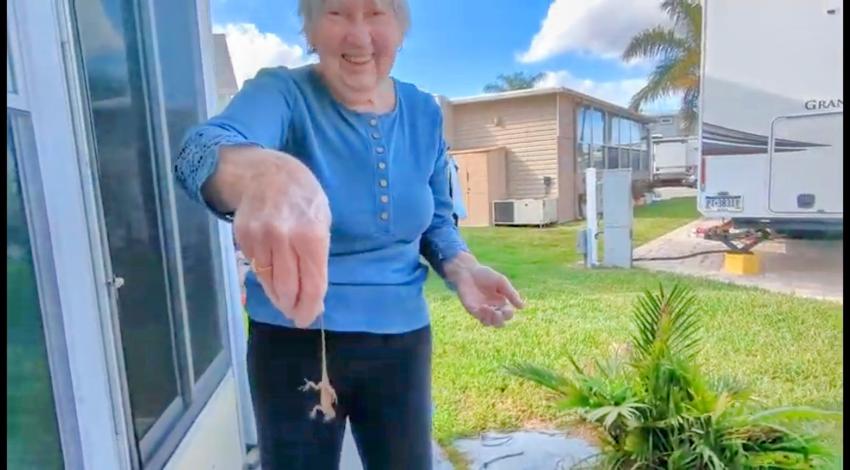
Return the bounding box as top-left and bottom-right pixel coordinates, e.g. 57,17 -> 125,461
299,315 -> 338,422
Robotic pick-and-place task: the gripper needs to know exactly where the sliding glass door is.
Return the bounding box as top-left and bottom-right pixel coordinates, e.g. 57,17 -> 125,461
69,0 -> 231,465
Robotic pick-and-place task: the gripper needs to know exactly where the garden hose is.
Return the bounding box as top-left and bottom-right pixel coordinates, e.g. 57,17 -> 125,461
632,249 -> 731,262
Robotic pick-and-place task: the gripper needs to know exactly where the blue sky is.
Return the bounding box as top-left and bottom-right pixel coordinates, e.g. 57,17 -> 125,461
211,0 -> 679,113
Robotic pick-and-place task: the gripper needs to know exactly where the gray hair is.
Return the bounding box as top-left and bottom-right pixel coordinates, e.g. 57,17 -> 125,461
298,0 -> 411,38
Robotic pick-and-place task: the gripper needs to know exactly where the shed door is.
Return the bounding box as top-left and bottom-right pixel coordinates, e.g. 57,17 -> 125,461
455,152 -> 491,226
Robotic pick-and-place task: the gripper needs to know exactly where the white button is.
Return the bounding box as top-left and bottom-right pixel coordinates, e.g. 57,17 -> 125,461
380,195 -> 389,203
378,162 -> 386,170
369,118 -> 378,126
380,212 -> 389,220
376,146 -> 385,154
371,132 -> 381,139
379,179 -> 388,188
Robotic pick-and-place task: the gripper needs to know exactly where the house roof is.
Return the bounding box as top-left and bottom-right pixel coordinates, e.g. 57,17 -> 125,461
213,34 -> 239,96
449,87 -> 654,123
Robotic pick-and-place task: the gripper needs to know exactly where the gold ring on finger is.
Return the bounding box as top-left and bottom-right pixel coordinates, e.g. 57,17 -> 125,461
251,259 -> 272,273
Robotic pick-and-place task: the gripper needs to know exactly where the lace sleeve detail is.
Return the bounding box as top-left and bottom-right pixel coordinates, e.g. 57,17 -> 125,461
174,126 -> 262,221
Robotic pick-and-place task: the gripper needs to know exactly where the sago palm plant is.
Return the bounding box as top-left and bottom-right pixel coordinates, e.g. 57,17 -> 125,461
507,284 -> 841,469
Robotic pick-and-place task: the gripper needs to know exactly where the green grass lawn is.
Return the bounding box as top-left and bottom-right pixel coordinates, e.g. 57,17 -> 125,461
427,197 -> 843,459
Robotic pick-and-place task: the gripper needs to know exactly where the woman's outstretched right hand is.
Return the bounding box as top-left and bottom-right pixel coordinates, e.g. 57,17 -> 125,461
208,146 -> 331,328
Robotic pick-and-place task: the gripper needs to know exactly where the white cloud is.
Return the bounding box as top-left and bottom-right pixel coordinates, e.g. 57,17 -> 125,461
519,0 -> 671,64
213,23 -> 316,88
536,70 -> 680,113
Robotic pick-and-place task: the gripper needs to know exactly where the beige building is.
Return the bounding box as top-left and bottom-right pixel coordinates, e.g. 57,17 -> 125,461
437,88 -> 654,226
213,33 -> 239,113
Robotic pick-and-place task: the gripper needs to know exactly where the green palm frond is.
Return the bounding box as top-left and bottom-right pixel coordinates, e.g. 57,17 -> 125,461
584,403 -> 648,431
666,289 -> 701,358
679,80 -> 700,132
630,283 -> 702,363
482,83 -> 506,93
682,0 -> 703,44
742,436 -> 838,470
631,286 -> 664,359
482,72 -> 544,93
622,27 -> 688,62
709,375 -> 750,399
694,442 -> 726,470
661,0 -> 700,29
504,362 -> 572,395
628,57 -> 681,111
624,0 -> 701,117
666,49 -> 700,89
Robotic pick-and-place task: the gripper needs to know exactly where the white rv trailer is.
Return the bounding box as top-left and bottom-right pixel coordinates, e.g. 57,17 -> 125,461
652,136 -> 699,187
699,0 -> 843,235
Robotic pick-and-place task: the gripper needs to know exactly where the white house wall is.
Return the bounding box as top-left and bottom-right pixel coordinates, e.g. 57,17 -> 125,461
164,371 -> 244,470
451,95 -> 560,200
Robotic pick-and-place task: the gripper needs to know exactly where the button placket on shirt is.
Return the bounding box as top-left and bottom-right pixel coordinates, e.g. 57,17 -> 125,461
370,115 -> 390,227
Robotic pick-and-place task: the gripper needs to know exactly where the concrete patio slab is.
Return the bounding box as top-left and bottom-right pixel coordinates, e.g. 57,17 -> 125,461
633,219 -> 843,303
452,430 -> 599,470
340,419 -> 454,470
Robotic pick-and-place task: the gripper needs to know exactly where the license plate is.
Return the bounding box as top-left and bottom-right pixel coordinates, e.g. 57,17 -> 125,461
705,195 -> 743,211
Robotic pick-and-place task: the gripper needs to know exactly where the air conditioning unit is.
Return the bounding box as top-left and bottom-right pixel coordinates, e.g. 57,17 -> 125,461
493,198 -> 558,226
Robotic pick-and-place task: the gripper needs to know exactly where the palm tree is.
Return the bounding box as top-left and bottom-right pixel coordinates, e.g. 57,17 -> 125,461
623,0 -> 701,133
483,71 -> 544,93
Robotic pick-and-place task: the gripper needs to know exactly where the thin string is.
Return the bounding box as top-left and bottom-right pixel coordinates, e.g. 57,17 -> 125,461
320,314 -> 328,383
319,313 -> 337,418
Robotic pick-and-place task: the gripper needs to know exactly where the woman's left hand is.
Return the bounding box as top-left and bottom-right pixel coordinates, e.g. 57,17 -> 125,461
451,263 -> 524,328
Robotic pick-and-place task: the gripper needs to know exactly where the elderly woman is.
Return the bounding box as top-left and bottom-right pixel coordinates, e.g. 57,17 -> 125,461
175,0 -> 523,468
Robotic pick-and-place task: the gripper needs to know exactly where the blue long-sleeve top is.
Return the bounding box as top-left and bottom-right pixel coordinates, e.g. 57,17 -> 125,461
174,65 -> 469,333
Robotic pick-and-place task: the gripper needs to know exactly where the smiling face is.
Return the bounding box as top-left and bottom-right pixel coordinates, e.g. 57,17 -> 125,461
307,0 -> 404,98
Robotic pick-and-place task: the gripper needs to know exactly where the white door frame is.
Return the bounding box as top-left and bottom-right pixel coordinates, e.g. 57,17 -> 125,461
8,0 -> 132,468
195,0 -> 259,449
